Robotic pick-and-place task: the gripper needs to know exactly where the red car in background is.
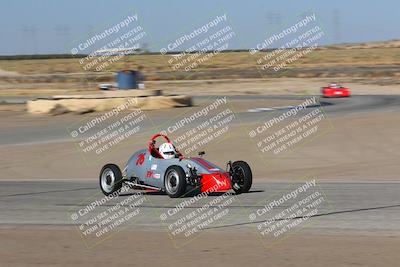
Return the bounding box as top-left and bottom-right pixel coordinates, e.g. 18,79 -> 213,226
322,84 -> 351,97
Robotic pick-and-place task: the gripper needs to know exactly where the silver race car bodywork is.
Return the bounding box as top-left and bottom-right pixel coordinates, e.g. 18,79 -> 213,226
99,134 -> 252,198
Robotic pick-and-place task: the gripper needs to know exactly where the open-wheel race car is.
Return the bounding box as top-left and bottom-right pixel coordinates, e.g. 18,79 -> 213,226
321,83 -> 351,98
99,134 -> 252,198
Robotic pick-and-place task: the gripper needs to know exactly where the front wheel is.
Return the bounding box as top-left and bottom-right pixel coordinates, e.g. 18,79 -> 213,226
231,161 -> 252,194
99,164 -> 123,196
164,166 -> 187,198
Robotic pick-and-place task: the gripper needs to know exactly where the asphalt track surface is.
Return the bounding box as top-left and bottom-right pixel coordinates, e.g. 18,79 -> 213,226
1,95 -> 400,147
1,95 -> 400,232
0,180 -> 399,234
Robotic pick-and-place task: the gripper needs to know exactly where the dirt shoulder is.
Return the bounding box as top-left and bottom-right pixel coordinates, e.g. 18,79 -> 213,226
1,77 -> 399,98
0,228 -> 399,267
147,78 -> 400,96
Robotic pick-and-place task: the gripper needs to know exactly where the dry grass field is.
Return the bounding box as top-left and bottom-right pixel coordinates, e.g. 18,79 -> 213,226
0,41 -> 399,98
0,44 -> 399,77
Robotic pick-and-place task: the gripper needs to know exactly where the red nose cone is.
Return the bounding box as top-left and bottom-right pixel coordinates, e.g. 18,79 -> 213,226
200,173 -> 232,193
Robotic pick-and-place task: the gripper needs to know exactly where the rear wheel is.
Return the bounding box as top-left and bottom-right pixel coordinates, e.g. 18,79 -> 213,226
231,161 -> 252,194
164,166 -> 187,198
99,164 -> 123,196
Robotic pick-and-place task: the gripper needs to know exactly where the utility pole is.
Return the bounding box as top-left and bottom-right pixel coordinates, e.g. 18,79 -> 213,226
21,25 -> 38,54
333,9 -> 342,44
54,25 -> 71,54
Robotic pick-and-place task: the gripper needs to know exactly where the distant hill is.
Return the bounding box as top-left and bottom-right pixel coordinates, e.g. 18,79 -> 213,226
1,40 -> 400,59
327,39 -> 400,49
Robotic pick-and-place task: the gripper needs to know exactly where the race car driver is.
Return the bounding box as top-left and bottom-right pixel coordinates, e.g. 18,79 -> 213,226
159,142 -> 177,159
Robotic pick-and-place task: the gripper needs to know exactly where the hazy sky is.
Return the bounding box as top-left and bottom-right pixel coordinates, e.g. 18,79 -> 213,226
0,0 -> 399,55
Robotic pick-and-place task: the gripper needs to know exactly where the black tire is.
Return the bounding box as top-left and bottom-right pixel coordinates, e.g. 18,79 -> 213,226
164,165 -> 187,198
99,164 -> 123,196
231,161 -> 252,194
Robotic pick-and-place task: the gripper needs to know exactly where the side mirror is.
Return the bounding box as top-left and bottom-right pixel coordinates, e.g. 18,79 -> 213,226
198,151 -> 205,157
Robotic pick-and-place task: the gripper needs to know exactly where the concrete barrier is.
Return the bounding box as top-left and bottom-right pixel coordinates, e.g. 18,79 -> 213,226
52,89 -> 162,99
27,94 -> 191,115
